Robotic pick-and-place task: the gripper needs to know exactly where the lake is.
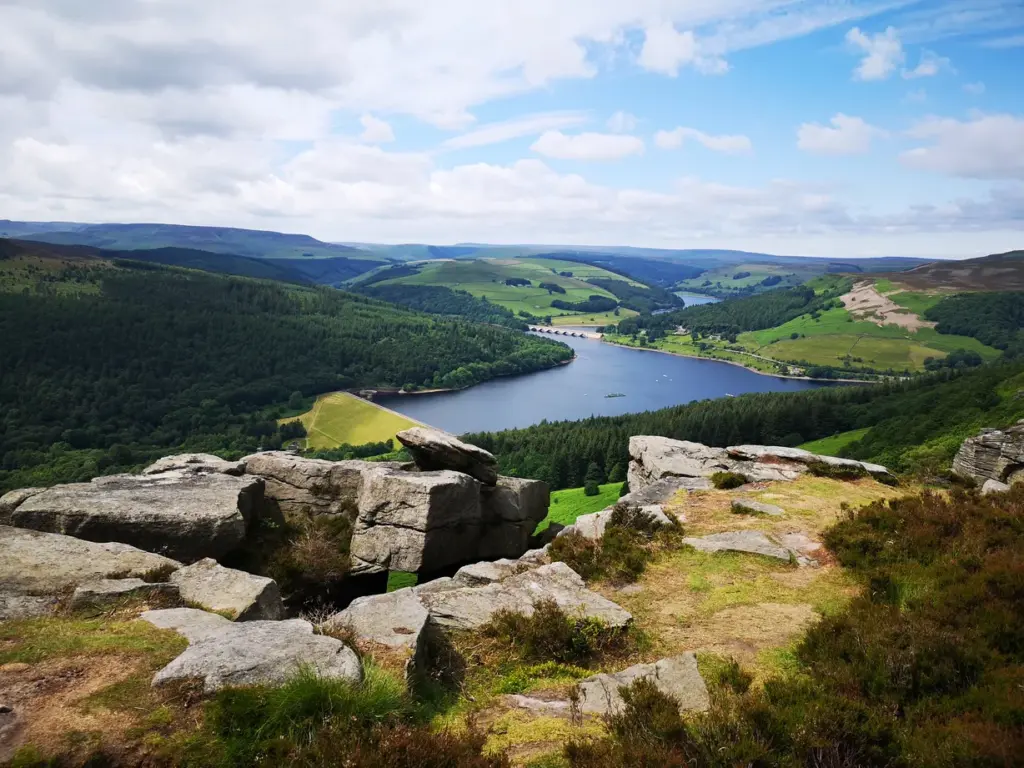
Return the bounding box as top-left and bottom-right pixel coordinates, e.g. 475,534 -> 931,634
377,334 -> 828,435
674,291 -> 719,306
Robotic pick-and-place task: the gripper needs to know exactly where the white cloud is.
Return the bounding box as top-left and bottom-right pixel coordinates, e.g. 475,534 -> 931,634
982,34 -> 1024,49
607,111 -> 637,133
846,26 -> 904,80
638,22 -> 728,76
963,81 -> 986,95
654,127 -> 752,154
531,130 -> 644,160
797,114 -> 886,155
901,114 -> 1024,179
359,114 -> 394,143
443,111 -> 588,150
902,51 -> 950,79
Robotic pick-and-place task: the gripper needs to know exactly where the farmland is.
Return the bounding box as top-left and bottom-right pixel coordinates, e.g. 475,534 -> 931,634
285,391 -> 422,450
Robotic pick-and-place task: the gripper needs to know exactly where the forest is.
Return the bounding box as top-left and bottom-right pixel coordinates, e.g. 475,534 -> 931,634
0,260 -> 571,491
584,277 -> 682,314
924,291 -> 1024,357
551,295 -> 618,313
467,361 -> 1024,489
534,252 -> 705,287
356,283 -> 526,329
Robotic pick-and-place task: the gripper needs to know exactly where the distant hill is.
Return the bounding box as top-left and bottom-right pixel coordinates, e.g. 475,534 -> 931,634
882,250 -> 1024,292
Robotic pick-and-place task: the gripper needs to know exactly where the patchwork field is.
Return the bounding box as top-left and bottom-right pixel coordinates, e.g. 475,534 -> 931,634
675,263 -> 813,296
550,308 -> 636,326
375,257 -> 631,318
285,391 -> 421,449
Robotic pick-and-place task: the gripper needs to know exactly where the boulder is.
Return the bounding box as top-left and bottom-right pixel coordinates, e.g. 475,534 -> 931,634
731,499 -> 784,517
0,525 -> 180,619
327,589 -> 430,677
452,559 -> 530,587
558,505 -> 675,542
143,453 -> 245,476
953,422 -> 1024,486
397,427 -> 498,485
170,558 -> 284,621
726,445 -> 893,480
684,531 -> 796,563
982,478 -> 1011,495
478,476 -> 550,559
0,471 -> 263,562
350,468 -> 481,574
616,476 -> 705,514
419,562 -> 632,631
71,578 -> 179,609
577,653 -> 709,716
142,608 -> 362,692
243,451 -> 369,517
628,437 -> 733,490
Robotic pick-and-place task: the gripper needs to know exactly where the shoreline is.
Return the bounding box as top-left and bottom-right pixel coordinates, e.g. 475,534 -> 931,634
601,340 -> 882,385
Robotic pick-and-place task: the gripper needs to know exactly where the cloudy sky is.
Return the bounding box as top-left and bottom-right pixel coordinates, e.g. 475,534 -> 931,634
1,0 -> 1022,257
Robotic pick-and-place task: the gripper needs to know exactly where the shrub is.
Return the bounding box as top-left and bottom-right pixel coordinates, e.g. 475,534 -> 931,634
710,471 -> 747,490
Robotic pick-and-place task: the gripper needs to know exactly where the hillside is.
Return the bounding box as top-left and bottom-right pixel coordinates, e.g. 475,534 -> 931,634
881,250 -> 1024,292
0,239 -> 572,492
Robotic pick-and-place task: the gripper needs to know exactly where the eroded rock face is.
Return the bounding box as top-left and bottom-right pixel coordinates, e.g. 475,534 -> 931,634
143,454 -> 245,476
953,422 -> 1024,486
627,436 -> 893,493
170,558 -> 284,621
577,653 -> 709,715
418,562 -> 632,631
0,525 -> 181,619
479,476 -> 550,559
397,427 -> 498,486
242,452 -> 369,517
142,608 -> 362,692
0,471 -> 263,562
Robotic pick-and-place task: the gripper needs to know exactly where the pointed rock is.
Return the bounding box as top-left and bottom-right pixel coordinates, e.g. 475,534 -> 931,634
397,427 -> 498,485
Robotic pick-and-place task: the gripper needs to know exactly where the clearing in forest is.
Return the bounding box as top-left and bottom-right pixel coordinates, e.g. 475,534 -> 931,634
286,391 -> 421,449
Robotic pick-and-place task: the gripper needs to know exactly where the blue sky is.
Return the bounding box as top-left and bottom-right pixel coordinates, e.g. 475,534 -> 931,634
0,0 -> 1022,257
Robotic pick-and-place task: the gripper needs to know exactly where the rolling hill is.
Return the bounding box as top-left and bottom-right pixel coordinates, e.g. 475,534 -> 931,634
877,249 -> 1024,292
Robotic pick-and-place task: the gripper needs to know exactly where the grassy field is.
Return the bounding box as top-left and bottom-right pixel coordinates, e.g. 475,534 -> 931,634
285,392 -> 421,450
675,263 -> 814,296
798,428 -> 870,456
535,482 -> 623,533
551,308 -> 637,326
376,257 -> 632,318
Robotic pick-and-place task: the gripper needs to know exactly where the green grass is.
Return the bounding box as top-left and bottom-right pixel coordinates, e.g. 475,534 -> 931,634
676,263 -> 816,296
378,258 -> 625,318
535,482 -> 623,533
0,616 -> 187,665
871,277 -> 897,294
799,428 -> 870,456
551,308 -> 637,326
387,571 -> 418,592
887,290 -> 942,316
287,391 -> 420,450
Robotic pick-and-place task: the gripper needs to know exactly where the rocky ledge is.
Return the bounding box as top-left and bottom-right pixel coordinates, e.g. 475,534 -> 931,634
953,420 -> 1024,487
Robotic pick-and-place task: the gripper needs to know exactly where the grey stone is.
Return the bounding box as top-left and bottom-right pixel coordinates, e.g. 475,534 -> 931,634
71,579 -> 179,608
726,445 -> 893,480
503,695 -> 572,714
453,559 -> 530,587
412,576 -> 458,596
478,477 -> 549,559
142,608 -> 362,692
559,503 -> 676,542
170,558 -> 284,621
517,546 -> 551,565
776,532 -> 823,564
732,499 -> 785,517
419,562 -> 632,631
327,589 -> 429,677
0,471 -> 263,562
982,478 -> 1011,495
0,525 -> 181,618
628,437 -> 733,490
397,427 -> 498,485
953,424 -> 1024,486
684,531 -> 796,563
243,451 -> 369,517
350,468 -> 481,574
577,653 -> 709,715
143,453 -> 245,476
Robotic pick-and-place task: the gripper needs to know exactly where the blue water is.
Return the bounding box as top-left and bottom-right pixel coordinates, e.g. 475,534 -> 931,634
674,291 -> 719,306
377,334 -> 826,435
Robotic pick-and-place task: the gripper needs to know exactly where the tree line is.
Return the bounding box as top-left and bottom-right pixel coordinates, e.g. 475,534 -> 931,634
357,283 -> 526,329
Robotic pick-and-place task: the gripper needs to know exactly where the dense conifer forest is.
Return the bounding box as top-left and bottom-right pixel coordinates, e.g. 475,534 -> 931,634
0,257 -> 571,491
357,283 -> 527,329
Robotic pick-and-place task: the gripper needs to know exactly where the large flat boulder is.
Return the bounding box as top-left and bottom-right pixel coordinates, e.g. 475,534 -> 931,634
71,579 -> 179,609
419,562 -> 632,631
725,445 -> 892,480
142,608 -> 362,692
684,530 -> 818,566
0,525 -> 181,619
577,653 -> 709,715
170,558 -> 284,621
143,454 -> 245,476
243,451 -> 369,517
350,468 -> 481,574
327,589 -> 430,678
397,427 -> 498,485
0,471 -> 263,562
628,437 -> 733,490
953,422 -> 1024,486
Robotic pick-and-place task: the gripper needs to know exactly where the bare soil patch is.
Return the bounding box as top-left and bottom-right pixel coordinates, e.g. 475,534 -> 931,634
841,281 -> 936,330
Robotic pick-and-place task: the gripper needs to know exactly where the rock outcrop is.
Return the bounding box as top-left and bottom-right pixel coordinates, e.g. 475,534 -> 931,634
327,589 -> 430,678
627,436 -> 892,492
731,499 -> 784,517
142,454 -> 245,476
71,579 -> 179,609
242,452 -> 369,517
169,558 -> 284,621
142,608 -> 362,692
577,653 -> 709,715
397,427 -> 498,486
953,422 -> 1024,486
418,562 -> 632,631
0,471 -> 264,562
0,525 -> 181,619
683,530 -> 819,566
479,476 -> 550,559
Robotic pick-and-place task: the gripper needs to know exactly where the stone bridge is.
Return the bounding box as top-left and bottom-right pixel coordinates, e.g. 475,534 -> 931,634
528,325 -> 603,340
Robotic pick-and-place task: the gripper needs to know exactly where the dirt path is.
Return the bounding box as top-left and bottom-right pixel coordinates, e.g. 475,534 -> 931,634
841,281 -> 935,331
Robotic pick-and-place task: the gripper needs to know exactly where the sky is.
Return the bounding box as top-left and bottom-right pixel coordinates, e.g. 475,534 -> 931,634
0,1 -> 1022,258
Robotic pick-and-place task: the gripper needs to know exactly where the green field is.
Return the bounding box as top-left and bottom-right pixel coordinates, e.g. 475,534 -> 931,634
376,258 -> 632,318
676,263 -> 813,296
286,392 -> 421,449
551,308 -> 637,326
535,482 -> 623,533
799,428 -> 870,456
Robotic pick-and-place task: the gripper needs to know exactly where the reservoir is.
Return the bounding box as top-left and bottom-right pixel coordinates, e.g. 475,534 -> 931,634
674,291 -> 719,306
378,334 -> 828,435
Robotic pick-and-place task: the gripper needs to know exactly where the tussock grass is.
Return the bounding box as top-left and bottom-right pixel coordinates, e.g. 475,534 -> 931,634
0,616 -> 187,666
